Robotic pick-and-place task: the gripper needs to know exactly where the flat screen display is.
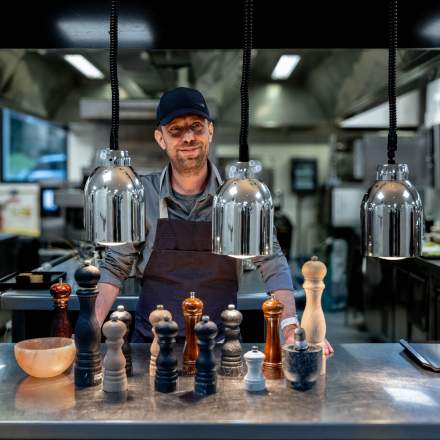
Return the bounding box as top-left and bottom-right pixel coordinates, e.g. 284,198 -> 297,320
1,108 -> 67,182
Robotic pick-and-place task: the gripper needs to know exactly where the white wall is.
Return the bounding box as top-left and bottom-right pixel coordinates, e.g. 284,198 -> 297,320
216,143 -> 330,257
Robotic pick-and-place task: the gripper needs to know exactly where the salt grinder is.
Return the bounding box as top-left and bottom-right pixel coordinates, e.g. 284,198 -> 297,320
49,278 -> 72,338
300,256 -> 327,374
110,305 -> 133,377
182,291 -> 203,375
74,260 -> 102,388
102,316 -> 128,393
148,305 -> 172,376
219,304 -> 243,377
194,316 -> 218,395
262,294 -> 284,379
155,316 -> 179,393
244,346 -> 266,392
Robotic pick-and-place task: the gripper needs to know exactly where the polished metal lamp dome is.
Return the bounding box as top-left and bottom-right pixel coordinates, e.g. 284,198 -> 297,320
360,0 -> 423,259
212,0 -> 273,258
83,0 -> 146,246
212,162 -> 273,258
84,148 -> 145,246
361,164 -> 423,258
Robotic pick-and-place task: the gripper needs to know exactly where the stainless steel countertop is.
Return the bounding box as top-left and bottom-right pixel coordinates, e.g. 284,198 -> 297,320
1,343 -> 440,439
0,257 -> 269,311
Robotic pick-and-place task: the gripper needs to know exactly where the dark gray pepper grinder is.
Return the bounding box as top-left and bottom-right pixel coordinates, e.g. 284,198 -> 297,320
110,305 -> 133,377
155,316 -> 179,393
219,304 -> 243,377
195,315 -> 218,395
74,260 -> 102,388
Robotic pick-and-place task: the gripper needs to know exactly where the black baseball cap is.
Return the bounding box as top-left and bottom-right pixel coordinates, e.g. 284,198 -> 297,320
156,87 -> 211,126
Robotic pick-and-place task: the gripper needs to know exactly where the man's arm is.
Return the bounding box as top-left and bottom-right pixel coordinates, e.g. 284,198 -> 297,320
96,283 -> 120,327
96,242 -> 143,327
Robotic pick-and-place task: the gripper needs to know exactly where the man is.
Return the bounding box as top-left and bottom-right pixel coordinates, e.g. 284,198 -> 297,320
96,87 -> 333,353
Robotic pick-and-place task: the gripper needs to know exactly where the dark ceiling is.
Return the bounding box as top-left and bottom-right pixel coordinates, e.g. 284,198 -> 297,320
2,1 -> 440,49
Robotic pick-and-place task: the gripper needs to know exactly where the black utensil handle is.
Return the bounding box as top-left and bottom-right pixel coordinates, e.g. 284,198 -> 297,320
399,339 -> 440,373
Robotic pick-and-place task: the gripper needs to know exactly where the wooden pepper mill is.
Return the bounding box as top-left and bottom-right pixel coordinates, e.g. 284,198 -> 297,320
219,304 -> 243,377
195,315 -> 218,395
301,256 -> 327,374
74,260 -> 102,388
155,316 -> 179,393
110,305 -> 133,377
102,315 -> 128,393
49,278 -> 72,338
262,294 -> 284,379
182,291 -> 203,376
148,305 -> 172,376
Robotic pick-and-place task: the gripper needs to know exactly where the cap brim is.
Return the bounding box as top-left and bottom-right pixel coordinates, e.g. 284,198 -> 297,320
158,108 -> 211,126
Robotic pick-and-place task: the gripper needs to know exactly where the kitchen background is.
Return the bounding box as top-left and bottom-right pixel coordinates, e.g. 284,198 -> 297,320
1,1 -> 440,343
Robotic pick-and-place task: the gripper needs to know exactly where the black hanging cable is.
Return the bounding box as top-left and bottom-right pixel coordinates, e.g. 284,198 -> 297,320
387,0 -> 397,164
239,0 -> 253,163
109,0 -> 120,150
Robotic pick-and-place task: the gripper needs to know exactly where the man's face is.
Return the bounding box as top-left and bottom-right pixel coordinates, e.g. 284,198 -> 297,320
154,115 -> 213,175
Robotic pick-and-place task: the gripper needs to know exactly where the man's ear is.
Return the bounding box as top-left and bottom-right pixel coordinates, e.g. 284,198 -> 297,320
208,121 -> 214,143
154,128 -> 167,151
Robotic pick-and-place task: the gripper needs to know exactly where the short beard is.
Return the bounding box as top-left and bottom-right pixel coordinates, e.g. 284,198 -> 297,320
172,149 -> 207,176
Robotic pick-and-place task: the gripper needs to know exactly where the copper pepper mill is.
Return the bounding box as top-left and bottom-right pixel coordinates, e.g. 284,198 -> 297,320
49,279 -> 72,338
182,291 -> 203,375
262,293 -> 284,379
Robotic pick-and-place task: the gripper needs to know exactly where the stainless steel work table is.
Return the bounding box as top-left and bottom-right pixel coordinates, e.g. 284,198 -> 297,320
0,343 -> 440,439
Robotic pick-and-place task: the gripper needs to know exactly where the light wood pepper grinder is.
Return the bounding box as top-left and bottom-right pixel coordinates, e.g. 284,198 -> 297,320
301,256 -> 327,375
262,294 -> 284,379
182,291 -> 203,376
49,278 -> 72,338
110,305 -> 133,377
148,305 -> 172,376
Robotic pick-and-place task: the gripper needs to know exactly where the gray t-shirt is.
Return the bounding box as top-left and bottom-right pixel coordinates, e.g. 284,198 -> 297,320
172,190 -> 203,215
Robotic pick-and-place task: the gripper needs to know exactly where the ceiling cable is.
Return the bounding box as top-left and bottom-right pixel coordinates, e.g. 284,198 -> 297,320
387,0 -> 397,164
239,0 -> 253,163
109,0 -> 120,151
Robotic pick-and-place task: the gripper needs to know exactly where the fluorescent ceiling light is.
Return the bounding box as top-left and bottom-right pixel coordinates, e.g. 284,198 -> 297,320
63,55 -> 104,79
271,55 -> 301,80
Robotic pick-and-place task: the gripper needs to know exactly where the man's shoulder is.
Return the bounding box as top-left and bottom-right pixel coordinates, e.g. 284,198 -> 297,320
140,170 -> 162,193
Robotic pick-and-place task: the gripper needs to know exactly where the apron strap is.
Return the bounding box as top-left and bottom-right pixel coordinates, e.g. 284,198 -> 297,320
158,162 -> 223,220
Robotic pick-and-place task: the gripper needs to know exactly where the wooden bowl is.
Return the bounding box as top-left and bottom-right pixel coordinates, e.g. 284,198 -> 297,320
14,337 -> 76,378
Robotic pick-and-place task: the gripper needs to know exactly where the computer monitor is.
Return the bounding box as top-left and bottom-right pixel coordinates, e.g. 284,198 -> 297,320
1,108 -> 67,183
40,187 -> 61,217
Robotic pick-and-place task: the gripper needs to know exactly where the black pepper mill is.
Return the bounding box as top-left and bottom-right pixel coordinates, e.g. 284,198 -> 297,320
155,316 -> 179,393
74,260 -> 102,388
195,315 -> 218,395
219,304 -> 243,377
110,305 -> 133,377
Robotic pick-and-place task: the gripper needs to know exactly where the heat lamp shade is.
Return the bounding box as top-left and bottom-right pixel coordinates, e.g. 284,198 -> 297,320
212,162 -> 273,258
361,164 -> 423,258
84,150 -> 146,245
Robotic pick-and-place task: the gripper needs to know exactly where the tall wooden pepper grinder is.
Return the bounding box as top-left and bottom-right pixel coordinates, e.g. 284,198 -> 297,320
195,315 -> 218,395
301,256 -> 327,374
219,304 -> 243,377
148,305 -> 172,376
49,279 -> 72,338
182,291 -> 203,375
102,315 -> 128,393
74,260 -> 102,388
262,294 -> 284,379
110,305 -> 133,377
155,316 -> 179,393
